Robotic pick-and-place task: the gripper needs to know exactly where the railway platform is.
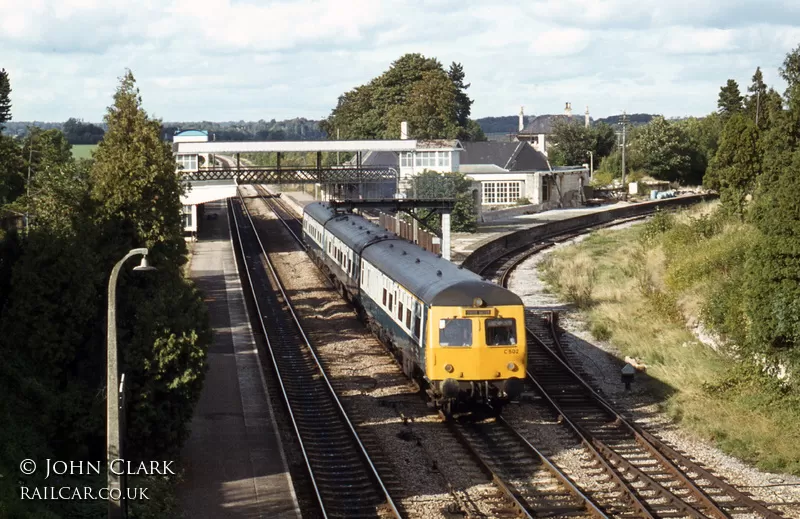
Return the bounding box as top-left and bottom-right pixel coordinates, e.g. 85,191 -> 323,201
177,199 -> 300,519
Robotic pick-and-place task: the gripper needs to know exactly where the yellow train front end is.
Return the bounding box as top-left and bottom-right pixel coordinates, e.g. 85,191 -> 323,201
426,299 -> 527,413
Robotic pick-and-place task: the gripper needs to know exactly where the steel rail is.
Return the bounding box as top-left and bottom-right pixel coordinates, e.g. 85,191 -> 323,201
487,214 -> 782,518
496,415 -> 610,519
539,323 -> 784,519
231,189 -> 402,518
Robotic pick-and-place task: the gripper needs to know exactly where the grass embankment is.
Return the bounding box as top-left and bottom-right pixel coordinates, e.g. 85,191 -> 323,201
71,144 -> 98,159
540,202 -> 800,475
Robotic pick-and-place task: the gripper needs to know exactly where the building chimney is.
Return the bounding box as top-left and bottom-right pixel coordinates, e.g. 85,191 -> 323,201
400,121 -> 408,140
518,106 -> 525,132
585,105 -> 590,128
565,102 -> 572,116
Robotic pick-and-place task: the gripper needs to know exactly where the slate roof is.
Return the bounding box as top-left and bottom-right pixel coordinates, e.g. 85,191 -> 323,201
460,141 -> 549,172
358,150 -> 399,167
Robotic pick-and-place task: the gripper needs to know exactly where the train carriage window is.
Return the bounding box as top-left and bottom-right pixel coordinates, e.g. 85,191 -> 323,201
439,319 -> 472,347
486,318 -> 517,346
398,302 -> 403,321
406,309 -> 411,328
347,258 -> 352,275
388,294 -> 393,311
382,288 -> 387,306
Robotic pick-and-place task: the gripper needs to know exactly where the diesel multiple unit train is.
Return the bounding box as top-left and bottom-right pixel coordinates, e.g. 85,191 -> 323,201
302,202 -> 526,413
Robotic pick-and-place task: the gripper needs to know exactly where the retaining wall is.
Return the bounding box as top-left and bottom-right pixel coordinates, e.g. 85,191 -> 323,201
463,194 -> 717,274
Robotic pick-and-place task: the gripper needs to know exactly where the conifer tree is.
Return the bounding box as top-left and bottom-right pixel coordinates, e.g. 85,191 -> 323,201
745,67 -> 768,129
0,68 -> 11,129
717,79 -> 744,119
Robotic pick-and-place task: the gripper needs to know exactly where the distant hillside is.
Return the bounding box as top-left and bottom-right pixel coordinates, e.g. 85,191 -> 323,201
594,113 -> 657,127
474,115 -> 526,135
476,113 -> 659,134
2,117 -> 327,141
161,118 -> 325,141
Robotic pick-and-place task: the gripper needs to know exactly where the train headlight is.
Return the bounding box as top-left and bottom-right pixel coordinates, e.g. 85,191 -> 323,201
507,362 -> 518,372
472,297 -> 484,308
444,364 -> 454,373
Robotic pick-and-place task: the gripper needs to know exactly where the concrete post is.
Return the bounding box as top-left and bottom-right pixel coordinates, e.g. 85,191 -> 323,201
107,247 -> 150,519
394,213 -> 401,235
412,215 -> 419,244
441,212 -> 451,261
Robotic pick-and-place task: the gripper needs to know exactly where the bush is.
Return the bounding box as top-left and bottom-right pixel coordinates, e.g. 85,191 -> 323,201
516,197 -> 531,205
590,170 -> 615,187
591,321 -> 612,341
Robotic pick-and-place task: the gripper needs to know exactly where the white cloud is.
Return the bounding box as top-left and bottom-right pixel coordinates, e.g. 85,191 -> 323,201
0,0 -> 798,122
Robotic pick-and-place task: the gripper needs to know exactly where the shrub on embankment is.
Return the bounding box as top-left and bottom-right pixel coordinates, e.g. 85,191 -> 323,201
540,202 -> 800,475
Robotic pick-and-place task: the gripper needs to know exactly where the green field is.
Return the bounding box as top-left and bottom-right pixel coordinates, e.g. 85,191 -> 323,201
71,144 -> 98,159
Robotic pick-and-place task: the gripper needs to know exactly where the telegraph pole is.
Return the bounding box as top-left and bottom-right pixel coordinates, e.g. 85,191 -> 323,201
620,111 -> 627,194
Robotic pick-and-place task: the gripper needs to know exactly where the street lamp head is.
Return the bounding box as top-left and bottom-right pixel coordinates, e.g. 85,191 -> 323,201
133,256 -> 157,272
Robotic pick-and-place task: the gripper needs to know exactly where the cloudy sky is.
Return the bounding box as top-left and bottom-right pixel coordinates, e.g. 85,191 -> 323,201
2,0 -> 800,123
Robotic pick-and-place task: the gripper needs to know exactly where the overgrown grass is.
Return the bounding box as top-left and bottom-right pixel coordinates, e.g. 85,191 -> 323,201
71,144 -> 98,160
540,202 -> 800,475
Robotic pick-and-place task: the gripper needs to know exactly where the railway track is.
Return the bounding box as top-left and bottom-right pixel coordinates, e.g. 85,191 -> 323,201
254,185 -> 618,518
491,226 -> 785,519
448,415 -> 608,519
230,190 -> 401,519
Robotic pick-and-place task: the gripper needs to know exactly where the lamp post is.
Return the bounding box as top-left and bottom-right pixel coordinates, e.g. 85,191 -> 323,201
107,248 -> 156,519
587,151 -> 593,178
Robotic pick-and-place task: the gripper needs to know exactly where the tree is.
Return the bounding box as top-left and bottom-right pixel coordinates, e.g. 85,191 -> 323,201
629,116 -> 698,183
63,117 -> 105,144
779,43 -> 800,93
387,70 -> 462,139
745,67 -> 768,129
0,135 -> 24,205
0,69 -> 11,130
406,170 -> 476,232
548,120 -> 617,167
744,149 -> 800,364
320,53 -> 479,141
90,70 -> 210,459
22,128 -> 72,176
448,62 -> 472,129
91,70 -> 186,260
704,113 -> 762,217
718,79 -> 744,119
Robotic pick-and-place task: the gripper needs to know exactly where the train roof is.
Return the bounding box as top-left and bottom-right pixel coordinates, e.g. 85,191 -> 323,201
305,202 -> 522,307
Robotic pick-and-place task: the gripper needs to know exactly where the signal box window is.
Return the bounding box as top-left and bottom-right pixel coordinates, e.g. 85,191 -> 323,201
439,319 -> 471,347
486,318 -> 517,346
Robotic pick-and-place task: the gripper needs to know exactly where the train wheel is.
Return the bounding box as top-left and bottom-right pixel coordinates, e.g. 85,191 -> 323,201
441,400 -> 453,419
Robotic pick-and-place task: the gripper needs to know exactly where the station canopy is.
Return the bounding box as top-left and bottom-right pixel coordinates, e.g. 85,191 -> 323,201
173,140 -> 418,154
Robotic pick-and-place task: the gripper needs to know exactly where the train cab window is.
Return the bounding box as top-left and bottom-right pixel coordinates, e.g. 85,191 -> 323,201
413,314 -> 421,338
382,288 -> 387,306
486,318 -> 517,346
439,319 -> 472,347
